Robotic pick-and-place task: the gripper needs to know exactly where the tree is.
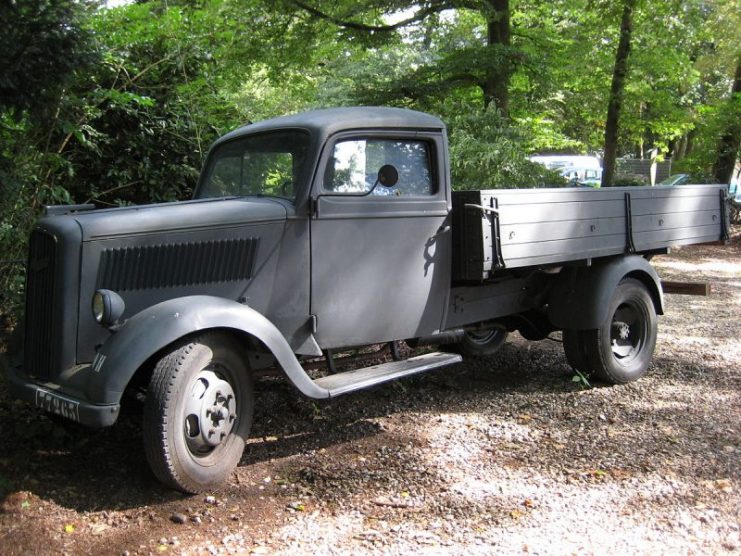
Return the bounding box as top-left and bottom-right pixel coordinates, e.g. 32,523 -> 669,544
601,0 -> 637,187
290,0 -> 515,113
712,57 -> 741,184
482,0 -> 511,113
0,0 -> 96,121
0,0 -> 98,317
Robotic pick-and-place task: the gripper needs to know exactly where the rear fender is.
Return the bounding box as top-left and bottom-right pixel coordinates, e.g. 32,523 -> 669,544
86,295 -> 328,404
547,255 -> 664,330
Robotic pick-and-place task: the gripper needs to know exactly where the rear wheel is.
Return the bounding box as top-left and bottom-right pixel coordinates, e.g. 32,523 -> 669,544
582,278 -> 657,384
143,332 -> 253,493
444,327 -> 508,358
730,198 -> 741,224
562,329 -> 591,372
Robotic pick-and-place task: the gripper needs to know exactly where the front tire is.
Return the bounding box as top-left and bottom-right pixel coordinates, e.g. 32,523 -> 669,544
143,332 -> 253,493
582,278 -> 657,384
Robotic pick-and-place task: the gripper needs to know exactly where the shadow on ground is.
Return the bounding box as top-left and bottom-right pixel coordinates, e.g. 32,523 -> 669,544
1,330 -> 736,515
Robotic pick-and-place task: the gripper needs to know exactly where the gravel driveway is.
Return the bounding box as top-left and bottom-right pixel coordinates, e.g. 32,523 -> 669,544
0,234 -> 738,555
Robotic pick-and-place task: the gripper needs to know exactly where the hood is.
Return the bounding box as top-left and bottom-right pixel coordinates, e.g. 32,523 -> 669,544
67,197 -> 288,241
29,196 -> 292,367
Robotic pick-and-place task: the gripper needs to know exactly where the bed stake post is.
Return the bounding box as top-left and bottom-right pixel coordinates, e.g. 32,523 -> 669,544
625,192 -> 636,253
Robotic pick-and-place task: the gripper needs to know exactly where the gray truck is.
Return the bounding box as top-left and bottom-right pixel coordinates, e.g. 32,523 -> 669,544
2,107 -> 729,493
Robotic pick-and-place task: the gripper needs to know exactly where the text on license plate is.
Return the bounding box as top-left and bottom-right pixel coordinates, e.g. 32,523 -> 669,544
35,388 -> 80,422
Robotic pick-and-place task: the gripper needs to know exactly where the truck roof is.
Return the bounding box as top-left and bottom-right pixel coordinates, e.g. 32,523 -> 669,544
216,107 -> 446,146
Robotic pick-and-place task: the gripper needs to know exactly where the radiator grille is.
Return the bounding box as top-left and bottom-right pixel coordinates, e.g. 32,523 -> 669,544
24,230 -> 57,378
96,237 -> 259,291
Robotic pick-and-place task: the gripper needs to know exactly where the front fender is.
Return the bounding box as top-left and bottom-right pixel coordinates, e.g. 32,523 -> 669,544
547,255 -> 664,330
87,295 -> 329,404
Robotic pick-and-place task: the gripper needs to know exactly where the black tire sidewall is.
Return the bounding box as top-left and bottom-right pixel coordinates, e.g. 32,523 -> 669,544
589,278 -> 657,384
460,328 -> 508,358
563,329 -> 591,372
145,333 -> 253,493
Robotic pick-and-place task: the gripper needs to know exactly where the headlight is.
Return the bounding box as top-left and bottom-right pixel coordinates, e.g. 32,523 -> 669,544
92,289 -> 125,327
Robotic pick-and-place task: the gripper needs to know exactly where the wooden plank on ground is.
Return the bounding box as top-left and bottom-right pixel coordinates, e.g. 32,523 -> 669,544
661,281 -> 711,296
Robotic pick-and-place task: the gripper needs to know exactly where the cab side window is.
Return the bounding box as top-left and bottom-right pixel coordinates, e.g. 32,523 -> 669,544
323,138 -> 435,196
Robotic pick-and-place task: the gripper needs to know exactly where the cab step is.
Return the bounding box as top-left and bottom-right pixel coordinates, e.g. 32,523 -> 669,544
313,351 -> 462,397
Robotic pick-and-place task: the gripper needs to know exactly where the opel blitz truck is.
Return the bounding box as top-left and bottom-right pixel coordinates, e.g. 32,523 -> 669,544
3,107 -> 729,492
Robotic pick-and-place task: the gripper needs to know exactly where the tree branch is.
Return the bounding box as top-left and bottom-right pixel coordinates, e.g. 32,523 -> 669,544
291,1 -> 451,32
84,181 -> 140,205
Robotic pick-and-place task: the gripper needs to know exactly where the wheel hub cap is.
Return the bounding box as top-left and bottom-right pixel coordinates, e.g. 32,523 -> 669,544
184,369 -> 237,453
614,321 -> 631,341
610,304 -> 644,361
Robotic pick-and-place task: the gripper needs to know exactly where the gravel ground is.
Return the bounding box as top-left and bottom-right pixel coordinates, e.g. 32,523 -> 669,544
0,233 -> 739,555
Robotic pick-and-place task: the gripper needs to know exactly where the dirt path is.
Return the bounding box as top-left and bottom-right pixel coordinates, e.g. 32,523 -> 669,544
1,236 -> 739,555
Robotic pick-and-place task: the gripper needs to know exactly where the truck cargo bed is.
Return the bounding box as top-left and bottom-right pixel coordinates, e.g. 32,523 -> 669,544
452,185 -> 729,281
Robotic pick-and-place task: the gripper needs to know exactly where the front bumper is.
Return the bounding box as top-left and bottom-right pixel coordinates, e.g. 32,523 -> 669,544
2,357 -> 120,428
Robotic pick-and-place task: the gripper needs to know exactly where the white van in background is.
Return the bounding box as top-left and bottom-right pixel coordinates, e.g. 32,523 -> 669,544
559,166 -> 602,187
530,155 -> 602,187
530,155 -> 602,171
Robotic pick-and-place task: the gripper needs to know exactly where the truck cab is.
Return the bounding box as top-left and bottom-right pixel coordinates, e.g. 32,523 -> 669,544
198,108 -> 456,349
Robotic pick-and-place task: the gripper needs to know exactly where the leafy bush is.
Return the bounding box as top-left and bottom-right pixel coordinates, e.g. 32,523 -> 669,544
0,1 -> 240,321
0,0 -> 97,121
445,104 -> 565,189
612,173 -> 649,186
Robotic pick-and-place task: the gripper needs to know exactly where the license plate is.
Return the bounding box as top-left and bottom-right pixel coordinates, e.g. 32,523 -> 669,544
35,388 -> 80,422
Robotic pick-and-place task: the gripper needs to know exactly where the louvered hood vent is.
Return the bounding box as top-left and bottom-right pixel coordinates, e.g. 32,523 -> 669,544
96,237 -> 260,291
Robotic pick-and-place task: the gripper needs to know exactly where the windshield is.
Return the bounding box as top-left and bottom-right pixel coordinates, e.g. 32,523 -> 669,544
196,131 -> 310,200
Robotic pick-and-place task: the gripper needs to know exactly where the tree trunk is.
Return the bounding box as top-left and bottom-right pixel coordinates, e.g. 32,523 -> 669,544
712,56 -> 741,184
674,134 -> 687,161
601,0 -> 637,187
685,128 -> 695,156
483,0 -> 510,115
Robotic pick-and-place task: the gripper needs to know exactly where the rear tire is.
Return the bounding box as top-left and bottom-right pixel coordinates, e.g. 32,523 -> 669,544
730,199 -> 740,224
562,329 -> 591,372
582,278 -> 657,384
442,327 -> 508,358
143,332 -> 253,493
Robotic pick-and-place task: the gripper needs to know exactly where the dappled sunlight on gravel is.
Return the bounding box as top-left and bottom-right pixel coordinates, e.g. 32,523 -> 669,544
264,238 -> 741,555
654,258 -> 741,276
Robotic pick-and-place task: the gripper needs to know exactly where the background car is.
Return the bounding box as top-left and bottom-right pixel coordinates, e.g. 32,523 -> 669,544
658,174 -> 690,186
560,166 -> 602,187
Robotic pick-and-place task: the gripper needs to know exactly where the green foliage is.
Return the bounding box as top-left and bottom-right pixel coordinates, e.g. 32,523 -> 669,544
0,0 -> 244,318
612,173 -> 649,187
0,0 -> 739,320
571,369 -> 591,388
445,104 -> 565,189
0,0 -> 97,121
674,90 -> 741,182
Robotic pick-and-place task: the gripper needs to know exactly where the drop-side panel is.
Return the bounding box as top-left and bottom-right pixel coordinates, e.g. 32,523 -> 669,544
451,185 -> 727,280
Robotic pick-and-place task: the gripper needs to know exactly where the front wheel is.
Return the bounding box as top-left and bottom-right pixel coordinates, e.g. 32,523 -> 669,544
582,278 -> 658,384
143,332 -> 253,493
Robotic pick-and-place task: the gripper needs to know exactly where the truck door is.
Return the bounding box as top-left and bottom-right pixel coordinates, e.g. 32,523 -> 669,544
310,132 -> 451,349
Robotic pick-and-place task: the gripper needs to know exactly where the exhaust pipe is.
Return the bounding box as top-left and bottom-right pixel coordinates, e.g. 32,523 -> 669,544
406,329 -> 465,348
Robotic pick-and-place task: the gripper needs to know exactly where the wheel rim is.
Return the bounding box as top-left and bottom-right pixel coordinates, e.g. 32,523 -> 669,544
609,301 -> 646,366
183,367 -> 238,456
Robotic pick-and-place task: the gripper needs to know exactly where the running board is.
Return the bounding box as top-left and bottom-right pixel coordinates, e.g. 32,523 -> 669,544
313,352 -> 462,397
